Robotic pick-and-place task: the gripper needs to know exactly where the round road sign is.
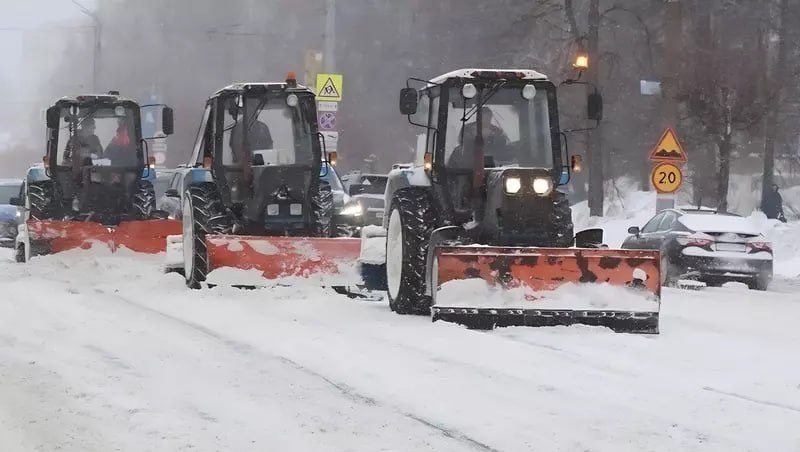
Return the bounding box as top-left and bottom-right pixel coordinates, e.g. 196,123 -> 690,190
651,162 -> 683,194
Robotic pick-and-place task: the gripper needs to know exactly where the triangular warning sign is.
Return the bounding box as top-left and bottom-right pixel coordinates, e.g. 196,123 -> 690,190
649,128 -> 687,162
318,77 -> 340,99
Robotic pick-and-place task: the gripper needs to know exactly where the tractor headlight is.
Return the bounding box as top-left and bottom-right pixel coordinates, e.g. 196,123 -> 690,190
340,202 -> 363,216
532,177 -> 553,195
267,204 -> 279,216
289,203 -> 302,216
504,177 -> 522,194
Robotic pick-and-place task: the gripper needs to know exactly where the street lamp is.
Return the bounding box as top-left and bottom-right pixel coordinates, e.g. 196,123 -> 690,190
71,0 -> 101,92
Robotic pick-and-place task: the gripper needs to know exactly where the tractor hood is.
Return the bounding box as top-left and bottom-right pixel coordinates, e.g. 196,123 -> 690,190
480,167 -> 564,246
485,167 -> 555,198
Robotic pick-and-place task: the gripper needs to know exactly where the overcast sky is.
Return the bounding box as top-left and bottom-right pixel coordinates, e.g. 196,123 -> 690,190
0,0 -> 96,81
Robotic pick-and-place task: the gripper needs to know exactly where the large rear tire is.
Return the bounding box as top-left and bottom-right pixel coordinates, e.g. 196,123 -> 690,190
28,181 -> 56,220
183,183 -> 233,289
133,180 -> 156,219
386,188 -> 437,315
312,181 -> 334,237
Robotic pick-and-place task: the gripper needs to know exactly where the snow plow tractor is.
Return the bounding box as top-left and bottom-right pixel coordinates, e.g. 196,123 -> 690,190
14,93 -> 179,261
174,76 -> 362,289
369,69 -> 662,333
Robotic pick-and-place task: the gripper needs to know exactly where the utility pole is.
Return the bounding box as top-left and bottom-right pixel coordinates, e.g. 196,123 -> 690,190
71,0 -> 101,93
323,0 -> 336,72
586,0 -> 603,217
761,0 -> 789,211
657,0 -> 682,213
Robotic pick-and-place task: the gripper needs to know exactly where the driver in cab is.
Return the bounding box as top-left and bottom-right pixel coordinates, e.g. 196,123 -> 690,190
448,106 -> 511,168
63,117 -> 103,165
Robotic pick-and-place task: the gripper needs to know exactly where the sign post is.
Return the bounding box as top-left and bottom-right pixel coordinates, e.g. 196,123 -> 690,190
648,128 -> 687,213
315,73 -> 343,157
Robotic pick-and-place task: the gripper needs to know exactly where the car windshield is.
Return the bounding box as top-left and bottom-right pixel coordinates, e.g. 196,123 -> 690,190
223,94 -> 314,166
58,104 -> 139,167
0,183 -> 20,204
443,84 -> 553,169
356,176 -> 387,194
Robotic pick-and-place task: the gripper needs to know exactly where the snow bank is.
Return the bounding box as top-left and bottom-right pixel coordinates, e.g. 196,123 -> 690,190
436,279 -> 659,312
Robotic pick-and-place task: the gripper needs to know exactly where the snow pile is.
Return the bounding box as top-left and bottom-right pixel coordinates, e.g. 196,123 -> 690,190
436,279 -> 659,312
358,225 -> 386,265
749,212 -> 800,277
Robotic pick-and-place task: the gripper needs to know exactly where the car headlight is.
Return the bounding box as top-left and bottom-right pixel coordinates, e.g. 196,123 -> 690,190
532,177 -> 553,195
505,177 -> 522,194
340,202 -> 363,216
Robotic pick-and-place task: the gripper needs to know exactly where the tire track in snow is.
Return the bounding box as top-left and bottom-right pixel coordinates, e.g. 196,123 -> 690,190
702,386 -> 800,413
98,288 -> 501,452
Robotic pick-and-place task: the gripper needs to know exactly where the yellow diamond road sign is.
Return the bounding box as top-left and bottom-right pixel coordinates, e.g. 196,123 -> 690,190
316,73 -> 343,102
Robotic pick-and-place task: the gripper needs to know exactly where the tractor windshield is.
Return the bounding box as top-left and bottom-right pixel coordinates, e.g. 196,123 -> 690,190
57,104 -> 139,167
224,94 -> 314,166
444,85 -> 553,170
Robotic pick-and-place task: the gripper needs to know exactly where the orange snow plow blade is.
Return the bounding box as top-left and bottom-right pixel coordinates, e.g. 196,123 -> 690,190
27,219 -> 182,254
205,235 -> 362,285
432,246 -> 662,334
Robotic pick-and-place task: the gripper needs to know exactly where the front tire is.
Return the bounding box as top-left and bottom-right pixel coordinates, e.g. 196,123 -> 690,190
385,188 -> 437,315
182,183 -> 232,289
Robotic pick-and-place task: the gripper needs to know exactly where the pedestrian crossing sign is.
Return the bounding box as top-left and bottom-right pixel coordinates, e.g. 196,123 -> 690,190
316,73 -> 343,102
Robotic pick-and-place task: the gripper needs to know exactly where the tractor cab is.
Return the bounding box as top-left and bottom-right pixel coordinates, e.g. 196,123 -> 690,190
186,79 -> 330,235
44,93 -> 174,223
399,69 -> 590,246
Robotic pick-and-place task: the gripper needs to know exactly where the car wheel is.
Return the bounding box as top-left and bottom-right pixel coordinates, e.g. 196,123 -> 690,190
747,274 -> 770,291
660,254 -> 679,287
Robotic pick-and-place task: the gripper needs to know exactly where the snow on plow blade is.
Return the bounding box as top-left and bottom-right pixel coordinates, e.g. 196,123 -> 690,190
28,219 -> 182,254
205,235 -> 362,286
432,246 -> 661,334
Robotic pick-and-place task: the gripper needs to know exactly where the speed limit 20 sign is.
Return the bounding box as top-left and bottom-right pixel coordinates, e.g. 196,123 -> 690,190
651,162 -> 683,194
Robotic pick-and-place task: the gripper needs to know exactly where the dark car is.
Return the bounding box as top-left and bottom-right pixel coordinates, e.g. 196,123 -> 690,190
622,208 -> 773,290
0,178 -> 23,248
334,173 -> 388,237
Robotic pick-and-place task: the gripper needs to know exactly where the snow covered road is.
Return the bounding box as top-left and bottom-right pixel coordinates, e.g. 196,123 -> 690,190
1,249 -> 799,451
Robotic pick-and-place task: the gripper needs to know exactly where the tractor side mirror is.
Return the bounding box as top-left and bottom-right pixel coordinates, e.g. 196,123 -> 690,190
399,88 -> 418,115
571,155 -> 583,173
588,92 -> 603,121
46,107 -> 60,129
627,226 -> 640,236
165,188 -> 180,198
9,197 -> 21,206
162,106 -> 175,136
